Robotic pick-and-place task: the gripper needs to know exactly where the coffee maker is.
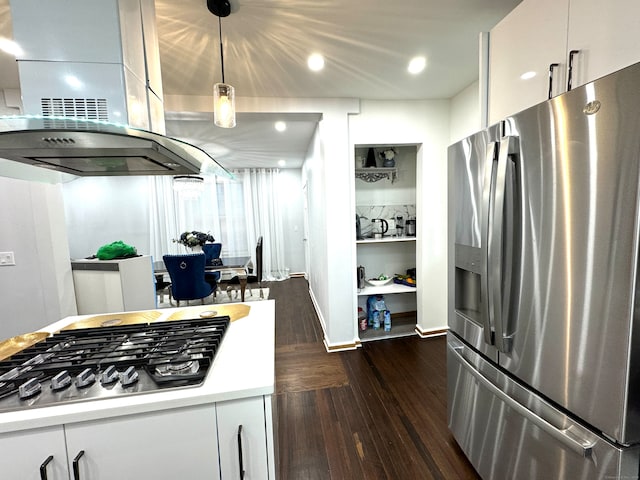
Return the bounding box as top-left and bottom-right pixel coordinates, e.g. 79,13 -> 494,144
405,216 -> 416,236
357,265 -> 365,289
395,215 -> 404,237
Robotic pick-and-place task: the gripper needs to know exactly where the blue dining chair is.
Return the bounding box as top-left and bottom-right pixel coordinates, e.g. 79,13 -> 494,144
203,243 -> 222,265
203,243 -> 222,288
162,253 -> 215,306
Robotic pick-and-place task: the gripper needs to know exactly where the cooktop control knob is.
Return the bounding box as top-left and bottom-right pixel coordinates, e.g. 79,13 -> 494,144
120,366 -> 139,387
19,378 -> 42,400
100,365 -> 119,385
76,368 -> 96,389
51,370 -> 72,391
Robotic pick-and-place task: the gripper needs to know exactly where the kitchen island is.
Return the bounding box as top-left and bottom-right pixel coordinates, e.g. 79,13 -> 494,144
0,300 -> 276,480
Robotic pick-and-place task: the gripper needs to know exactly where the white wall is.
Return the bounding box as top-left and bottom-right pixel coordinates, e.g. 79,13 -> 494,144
276,169 -> 305,274
62,173 -> 306,273
0,177 -> 76,338
302,125 -> 329,333
450,81 -> 482,144
63,176 -> 152,260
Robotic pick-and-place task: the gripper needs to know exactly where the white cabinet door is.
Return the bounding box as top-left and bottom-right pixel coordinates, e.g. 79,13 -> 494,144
0,425 -> 69,480
488,0 -> 570,124
566,0 -> 640,89
65,404 -> 220,480
217,396 -> 272,479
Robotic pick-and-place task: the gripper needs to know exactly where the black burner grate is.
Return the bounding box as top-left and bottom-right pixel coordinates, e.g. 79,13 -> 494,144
0,316 -> 230,410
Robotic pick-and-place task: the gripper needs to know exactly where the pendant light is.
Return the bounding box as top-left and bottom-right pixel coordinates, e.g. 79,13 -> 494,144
208,0 -> 236,128
173,175 -> 205,197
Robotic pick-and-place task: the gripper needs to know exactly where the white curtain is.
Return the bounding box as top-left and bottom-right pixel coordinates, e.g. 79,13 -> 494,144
148,169 -> 288,281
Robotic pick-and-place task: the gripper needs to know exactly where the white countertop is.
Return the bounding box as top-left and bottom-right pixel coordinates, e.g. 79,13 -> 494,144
0,300 -> 275,434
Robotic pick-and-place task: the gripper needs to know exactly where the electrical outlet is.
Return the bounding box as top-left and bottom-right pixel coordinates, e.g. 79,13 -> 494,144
0,252 -> 15,266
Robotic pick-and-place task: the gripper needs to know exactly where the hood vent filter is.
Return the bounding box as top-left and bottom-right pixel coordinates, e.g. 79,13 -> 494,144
41,98 -> 109,122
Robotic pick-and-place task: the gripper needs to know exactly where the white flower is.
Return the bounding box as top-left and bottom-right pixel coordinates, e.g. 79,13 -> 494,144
381,149 -> 396,160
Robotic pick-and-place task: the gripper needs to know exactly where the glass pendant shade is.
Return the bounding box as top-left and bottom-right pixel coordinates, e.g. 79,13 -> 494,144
213,83 -> 236,128
173,175 -> 205,197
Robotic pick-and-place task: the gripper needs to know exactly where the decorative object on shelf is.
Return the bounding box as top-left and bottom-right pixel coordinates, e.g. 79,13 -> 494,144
208,0 -> 236,128
355,167 -> 397,183
379,148 -> 397,167
364,147 -> 377,167
173,231 -> 215,252
366,274 -> 393,287
173,175 -> 205,197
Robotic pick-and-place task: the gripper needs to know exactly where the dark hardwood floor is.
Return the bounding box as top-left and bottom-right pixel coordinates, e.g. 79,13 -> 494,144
268,277 -> 480,480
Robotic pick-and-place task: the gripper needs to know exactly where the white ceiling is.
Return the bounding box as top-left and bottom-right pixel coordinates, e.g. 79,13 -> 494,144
0,0 -> 522,169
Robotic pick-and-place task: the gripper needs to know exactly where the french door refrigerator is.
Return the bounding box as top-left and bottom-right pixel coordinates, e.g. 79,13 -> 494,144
448,61 -> 640,479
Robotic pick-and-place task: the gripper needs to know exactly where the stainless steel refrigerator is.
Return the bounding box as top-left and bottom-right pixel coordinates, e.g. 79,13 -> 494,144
448,61 -> 640,479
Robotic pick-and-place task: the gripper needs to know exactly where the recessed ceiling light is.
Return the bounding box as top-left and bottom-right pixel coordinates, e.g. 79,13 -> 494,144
408,56 -> 426,74
0,38 -> 23,57
275,121 -> 287,132
307,53 -> 325,72
278,159 -> 286,167
520,71 -> 537,80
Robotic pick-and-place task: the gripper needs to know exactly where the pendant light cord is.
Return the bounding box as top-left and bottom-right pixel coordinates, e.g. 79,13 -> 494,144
218,15 -> 225,83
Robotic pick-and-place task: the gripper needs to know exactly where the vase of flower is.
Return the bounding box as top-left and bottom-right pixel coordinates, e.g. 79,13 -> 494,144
380,148 -> 396,168
173,230 -> 215,252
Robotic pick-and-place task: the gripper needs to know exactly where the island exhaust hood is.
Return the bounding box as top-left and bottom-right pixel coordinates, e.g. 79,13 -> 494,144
0,116 -> 230,178
3,0 -> 232,181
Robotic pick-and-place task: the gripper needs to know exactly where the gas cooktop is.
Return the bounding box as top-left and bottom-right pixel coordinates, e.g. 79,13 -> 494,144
0,316 -> 230,413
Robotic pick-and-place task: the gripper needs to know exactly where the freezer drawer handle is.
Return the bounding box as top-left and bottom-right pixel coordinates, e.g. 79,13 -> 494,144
451,344 -> 595,458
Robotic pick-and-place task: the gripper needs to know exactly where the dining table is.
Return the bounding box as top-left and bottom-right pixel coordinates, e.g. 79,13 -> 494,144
154,255 -> 252,301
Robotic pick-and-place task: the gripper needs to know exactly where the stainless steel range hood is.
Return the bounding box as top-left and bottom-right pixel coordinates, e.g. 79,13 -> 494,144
3,0 -> 232,182
0,116 -> 231,178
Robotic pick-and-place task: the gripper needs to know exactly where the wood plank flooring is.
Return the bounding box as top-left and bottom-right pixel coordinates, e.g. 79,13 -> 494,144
269,277 -> 480,480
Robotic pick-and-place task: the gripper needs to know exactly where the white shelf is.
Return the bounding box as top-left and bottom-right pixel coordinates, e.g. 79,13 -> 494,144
359,312 -> 417,342
357,236 -> 416,244
357,282 -> 416,296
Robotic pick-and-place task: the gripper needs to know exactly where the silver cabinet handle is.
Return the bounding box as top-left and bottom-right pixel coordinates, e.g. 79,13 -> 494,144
567,50 -> 580,91
39,455 -> 53,480
450,343 -> 595,457
72,450 -> 85,480
237,425 -> 245,480
548,63 -> 559,99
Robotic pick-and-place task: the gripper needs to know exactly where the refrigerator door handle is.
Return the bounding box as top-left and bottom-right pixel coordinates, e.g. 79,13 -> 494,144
480,141 -> 499,346
490,136 -> 518,353
450,342 -> 596,458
